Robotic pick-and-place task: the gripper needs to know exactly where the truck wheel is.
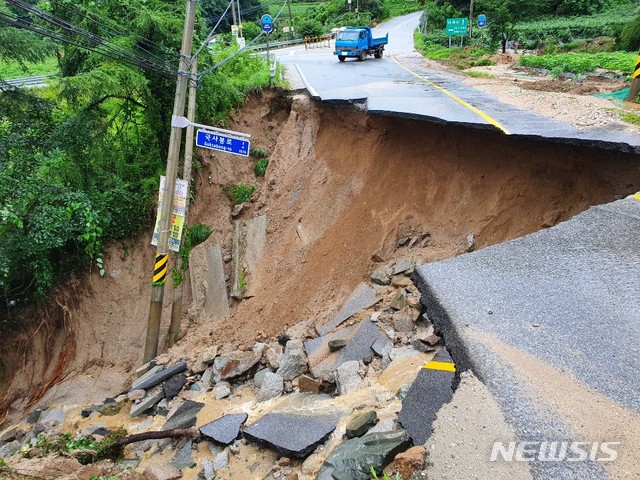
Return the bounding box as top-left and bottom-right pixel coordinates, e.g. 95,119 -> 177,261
374,47 -> 383,59
359,50 -> 367,61
338,55 -> 345,62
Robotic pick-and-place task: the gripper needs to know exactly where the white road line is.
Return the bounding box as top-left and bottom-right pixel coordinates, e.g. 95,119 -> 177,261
294,64 -> 320,99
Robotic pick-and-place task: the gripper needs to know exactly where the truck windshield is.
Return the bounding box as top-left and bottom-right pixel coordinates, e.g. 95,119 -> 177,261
337,31 -> 360,41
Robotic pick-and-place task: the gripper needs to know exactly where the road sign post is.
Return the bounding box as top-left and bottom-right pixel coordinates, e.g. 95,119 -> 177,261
477,14 -> 487,29
446,18 -> 469,48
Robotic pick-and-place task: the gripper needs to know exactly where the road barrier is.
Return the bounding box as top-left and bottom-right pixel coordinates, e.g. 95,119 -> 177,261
304,34 -> 333,50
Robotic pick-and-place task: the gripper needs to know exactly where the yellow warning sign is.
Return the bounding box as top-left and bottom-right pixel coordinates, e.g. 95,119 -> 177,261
634,55 -> 640,78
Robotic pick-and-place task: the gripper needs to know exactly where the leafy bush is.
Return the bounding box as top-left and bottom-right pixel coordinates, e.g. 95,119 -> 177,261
518,51 -> 636,75
255,158 -> 269,177
619,7 -> 640,51
512,10 -> 633,45
250,148 -> 269,158
298,18 -> 323,37
223,183 -> 257,204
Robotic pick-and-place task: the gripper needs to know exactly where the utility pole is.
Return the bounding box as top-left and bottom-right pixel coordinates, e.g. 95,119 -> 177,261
469,0 -> 474,39
287,0 -> 294,40
230,0 -> 237,29
144,0 -> 197,363
626,50 -> 640,102
167,58 -> 198,349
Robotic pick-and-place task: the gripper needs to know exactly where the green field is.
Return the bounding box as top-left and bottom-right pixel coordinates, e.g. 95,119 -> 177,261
0,56 -> 58,79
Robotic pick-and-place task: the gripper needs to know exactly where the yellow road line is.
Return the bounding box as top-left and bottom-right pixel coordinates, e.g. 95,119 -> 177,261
423,360 -> 457,373
391,56 -> 510,135
631,192 -> 640,200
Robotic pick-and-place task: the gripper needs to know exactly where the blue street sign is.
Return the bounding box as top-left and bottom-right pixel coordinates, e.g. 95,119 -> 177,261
261,14 -> 273,34
477,14 -> 487,29
196,129 -> 250,157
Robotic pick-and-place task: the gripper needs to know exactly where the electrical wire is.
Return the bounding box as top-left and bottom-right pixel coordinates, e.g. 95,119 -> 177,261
48,0 -> 177,69
2,0 -> 177,77
0,10 -> 175,77
192,0 -> 233,61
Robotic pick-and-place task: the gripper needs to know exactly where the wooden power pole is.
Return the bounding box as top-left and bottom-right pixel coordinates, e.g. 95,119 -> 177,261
144,0 -> 197,363
287,0 -> 294,40
167,58 -> 198,349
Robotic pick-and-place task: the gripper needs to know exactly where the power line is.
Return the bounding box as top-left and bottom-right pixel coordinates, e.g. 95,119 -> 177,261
48,1 -> 177,65
2,0 -> 177,77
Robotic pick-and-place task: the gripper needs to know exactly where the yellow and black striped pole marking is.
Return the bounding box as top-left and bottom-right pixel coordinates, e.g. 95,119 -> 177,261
153,253 -> 168,284
423,358 -> 457,373
628,53 -> 640,101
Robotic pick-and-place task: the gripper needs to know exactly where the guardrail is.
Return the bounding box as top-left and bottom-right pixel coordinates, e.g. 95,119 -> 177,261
251,38 -> 305,51
4,75 -> 54,88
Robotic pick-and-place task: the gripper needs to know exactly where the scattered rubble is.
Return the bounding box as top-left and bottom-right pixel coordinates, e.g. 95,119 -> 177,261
0,259 -> 453,479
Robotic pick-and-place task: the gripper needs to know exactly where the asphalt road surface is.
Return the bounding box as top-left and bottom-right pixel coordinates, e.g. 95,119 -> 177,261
276,13 -> 640,153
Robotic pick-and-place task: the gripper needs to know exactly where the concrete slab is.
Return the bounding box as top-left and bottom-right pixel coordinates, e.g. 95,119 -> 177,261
413,197 -> 640,478
317,284 -> 380,335
201,245 -> 231,320
231,215 -> 268,299
243,412 -> 339,458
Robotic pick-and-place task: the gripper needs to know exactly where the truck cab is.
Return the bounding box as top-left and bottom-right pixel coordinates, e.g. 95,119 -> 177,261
334,26 -> 388,62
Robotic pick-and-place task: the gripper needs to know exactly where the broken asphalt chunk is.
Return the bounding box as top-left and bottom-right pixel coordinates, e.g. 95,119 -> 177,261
317,283 -> 380,336
130,361 -> 187,392
243,413 -> 339,458
199,413 -> 248,445
316,429 -> 411,480
161,400 -> 204,431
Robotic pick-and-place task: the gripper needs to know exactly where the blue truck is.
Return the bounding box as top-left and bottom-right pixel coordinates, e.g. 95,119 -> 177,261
333,26 -> 388,62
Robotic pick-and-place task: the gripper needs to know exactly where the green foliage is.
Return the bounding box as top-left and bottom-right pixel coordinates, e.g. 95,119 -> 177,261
250,147 -> 269,158
173,224 -> 213,287
298,17 -> 324,37
22,427 -> 127,465
383,0 -> 423,18
418,44 -> 496,70
518,51 -> 636,75
223,183 -> 257,204
370,465 -> 402,480
512,9 -> 634,46
255,158 -> 270,177
0,0 -> 271,327
466,70 -> 494,77
619,111 -> 640,126
619,6 -> 640,51
0,56 -> 58,80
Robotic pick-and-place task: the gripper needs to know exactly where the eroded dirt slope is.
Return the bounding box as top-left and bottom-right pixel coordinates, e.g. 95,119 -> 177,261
2,90 -> 640,426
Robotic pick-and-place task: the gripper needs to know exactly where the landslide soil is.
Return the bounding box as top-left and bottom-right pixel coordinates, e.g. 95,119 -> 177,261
2,89 -> 640,426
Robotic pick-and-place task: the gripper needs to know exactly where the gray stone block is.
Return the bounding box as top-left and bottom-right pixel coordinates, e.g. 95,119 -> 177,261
317,283 -> 380,335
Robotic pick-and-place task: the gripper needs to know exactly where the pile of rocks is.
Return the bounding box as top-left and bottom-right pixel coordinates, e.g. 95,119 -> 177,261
0,258 -> 445,479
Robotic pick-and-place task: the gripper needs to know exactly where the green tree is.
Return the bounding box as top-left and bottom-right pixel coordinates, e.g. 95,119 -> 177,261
476,0 -> 550,52
620,5 -> 640,51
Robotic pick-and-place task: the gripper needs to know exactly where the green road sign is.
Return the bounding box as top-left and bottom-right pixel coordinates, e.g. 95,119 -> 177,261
446,17 -> 468,36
